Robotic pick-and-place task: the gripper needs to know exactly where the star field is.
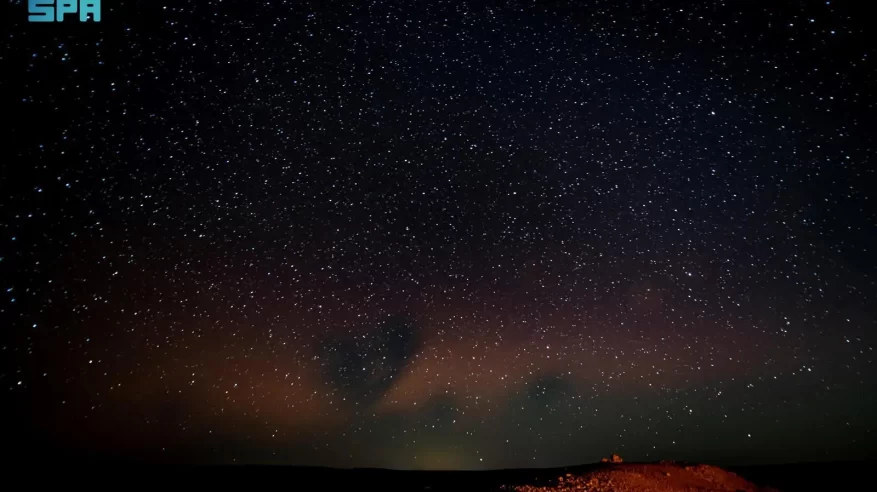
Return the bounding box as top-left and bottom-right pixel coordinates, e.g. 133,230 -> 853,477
2,0 -> 875,469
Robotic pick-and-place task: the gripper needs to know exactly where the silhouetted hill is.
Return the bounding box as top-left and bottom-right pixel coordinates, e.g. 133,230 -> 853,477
12,453 -> 873,491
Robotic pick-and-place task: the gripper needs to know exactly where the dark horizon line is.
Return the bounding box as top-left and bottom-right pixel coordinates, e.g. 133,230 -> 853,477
24,458 -> 873,471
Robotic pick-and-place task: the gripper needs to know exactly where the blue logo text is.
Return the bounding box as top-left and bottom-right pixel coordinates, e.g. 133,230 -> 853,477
29,0 -> 101,22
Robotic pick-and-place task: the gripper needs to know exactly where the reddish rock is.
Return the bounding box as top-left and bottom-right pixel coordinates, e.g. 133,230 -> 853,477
510,462 -> 777,492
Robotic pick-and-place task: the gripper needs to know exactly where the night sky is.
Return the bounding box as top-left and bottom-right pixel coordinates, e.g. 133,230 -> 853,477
2,0 -> 875,469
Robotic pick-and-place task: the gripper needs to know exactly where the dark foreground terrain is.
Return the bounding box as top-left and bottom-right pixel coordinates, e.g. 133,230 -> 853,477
31,460 -> 870,491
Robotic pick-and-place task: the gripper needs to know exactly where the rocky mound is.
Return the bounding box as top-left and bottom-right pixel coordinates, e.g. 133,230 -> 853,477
509,463 -> 777,492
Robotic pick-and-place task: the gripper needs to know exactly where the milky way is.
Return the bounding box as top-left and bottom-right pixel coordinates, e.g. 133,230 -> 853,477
3,0 -> 875,469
